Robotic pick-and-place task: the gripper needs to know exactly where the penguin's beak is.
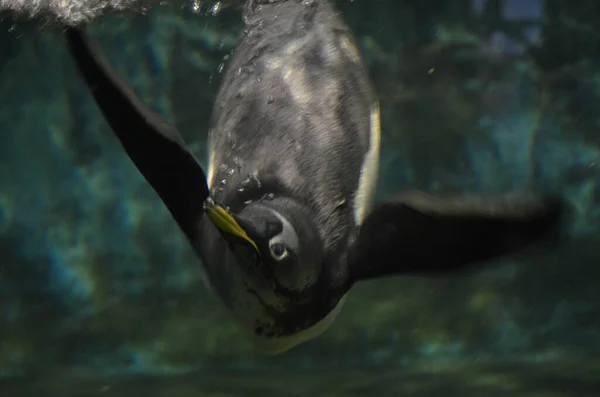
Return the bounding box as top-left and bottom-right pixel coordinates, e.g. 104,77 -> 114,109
204,199 -> 259,253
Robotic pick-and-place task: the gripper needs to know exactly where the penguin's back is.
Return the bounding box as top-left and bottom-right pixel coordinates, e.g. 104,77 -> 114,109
208,0 -> 379,257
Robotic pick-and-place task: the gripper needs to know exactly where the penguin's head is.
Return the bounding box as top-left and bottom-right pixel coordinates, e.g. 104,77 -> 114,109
205,197 -> 324,294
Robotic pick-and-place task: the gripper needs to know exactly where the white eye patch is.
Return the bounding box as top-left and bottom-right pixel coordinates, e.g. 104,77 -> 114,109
268,209 -> 299,253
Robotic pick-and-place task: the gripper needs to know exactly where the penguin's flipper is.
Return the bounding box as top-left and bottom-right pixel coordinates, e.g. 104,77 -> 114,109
65,28 -> 210,242
348,190 -> 563,283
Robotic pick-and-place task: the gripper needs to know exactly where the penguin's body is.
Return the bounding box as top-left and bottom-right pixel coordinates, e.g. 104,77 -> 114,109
200,0 -> 378,352
65,0 -> 563,355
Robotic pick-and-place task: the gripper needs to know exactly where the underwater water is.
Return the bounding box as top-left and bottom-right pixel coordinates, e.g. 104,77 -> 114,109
1,0 -> 600,395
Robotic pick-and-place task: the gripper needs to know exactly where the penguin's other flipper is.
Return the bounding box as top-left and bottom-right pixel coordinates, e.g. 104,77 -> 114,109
65,28 -> 210,243
348,190 -> 564,283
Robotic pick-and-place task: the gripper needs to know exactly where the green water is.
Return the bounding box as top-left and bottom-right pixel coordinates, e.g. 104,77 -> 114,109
4,360 -> 598,396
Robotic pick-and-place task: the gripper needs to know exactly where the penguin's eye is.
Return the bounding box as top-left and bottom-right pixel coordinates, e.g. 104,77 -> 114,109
269,242 -> 289,261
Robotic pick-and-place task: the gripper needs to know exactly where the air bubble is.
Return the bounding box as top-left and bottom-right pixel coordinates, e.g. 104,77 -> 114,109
191,0 -> 202,13
232,156 -> 245,171
208,1 -> 222,15
249,171 -> 261,188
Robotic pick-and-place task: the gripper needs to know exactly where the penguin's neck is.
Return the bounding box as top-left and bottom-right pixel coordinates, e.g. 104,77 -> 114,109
210,167 -> 293,215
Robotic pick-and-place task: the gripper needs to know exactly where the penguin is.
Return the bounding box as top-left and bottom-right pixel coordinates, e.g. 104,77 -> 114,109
64,0 -> 563,354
